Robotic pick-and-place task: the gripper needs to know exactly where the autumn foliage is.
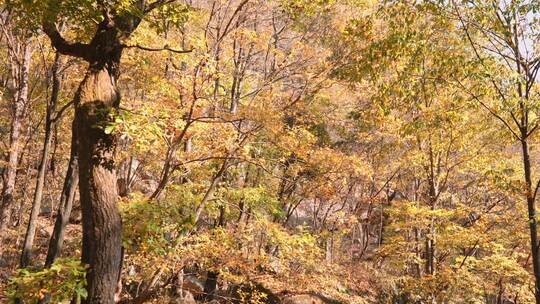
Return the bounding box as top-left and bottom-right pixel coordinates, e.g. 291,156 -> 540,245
1,0 -> 540,303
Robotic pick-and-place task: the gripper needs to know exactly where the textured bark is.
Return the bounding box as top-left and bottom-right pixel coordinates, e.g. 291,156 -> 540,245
21,53 -> 61,267
424,143 -> 438,276
45,130 -> 79,266
76,65 -> 123,304
521,137 -> 540,303
0,42 -> 31,237
40,3 -> 155,302
48,22 -> 127,303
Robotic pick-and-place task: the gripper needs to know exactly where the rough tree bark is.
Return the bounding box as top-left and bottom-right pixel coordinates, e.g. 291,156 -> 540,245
40,1 -> 188,301
0,40 -> 31,239
521,135 -> 540,303
39,1 -> 178,301
21,52 -> 62,267
45,129 -> 79,266
76,60 -> 123,304
42,18 -> 126,304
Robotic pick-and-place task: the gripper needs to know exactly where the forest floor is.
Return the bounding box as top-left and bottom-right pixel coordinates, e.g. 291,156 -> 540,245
0,214 -> 82,301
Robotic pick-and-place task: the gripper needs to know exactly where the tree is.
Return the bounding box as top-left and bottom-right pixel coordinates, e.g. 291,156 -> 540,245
6,0 -> 540,303
332,0 -> 536,301
447,0 -> 540,301
8,0 -> 190,302
21,52 -> 67,267
0,13 -> 32,245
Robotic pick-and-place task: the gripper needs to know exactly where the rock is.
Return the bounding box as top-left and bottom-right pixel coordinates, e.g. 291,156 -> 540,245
132,179 -> 159,196
183,275 -> 205,298
0,256 -> 8,267
230,282 -> 281,304
39,205 -> 53,216
183,291 -> 196,303
69,206 -> 82,224
283,295 -> 326,304
39,226 -> 52,238
128,265 -> 137,276
173,290 -> 196,304
282,294 -> 342,304
268,256 -> 282,273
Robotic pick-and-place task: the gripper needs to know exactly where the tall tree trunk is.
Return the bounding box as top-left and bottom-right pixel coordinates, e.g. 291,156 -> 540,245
0,42 -> 31,239
425,144 -> 438,276
45,129 -> 79,266
202,207 -> 226,301
76,64 -> 123,304
41,5 -> 148,302
20,53 -> 61,267
521,137 -> 540,303
425,234 -> 435,275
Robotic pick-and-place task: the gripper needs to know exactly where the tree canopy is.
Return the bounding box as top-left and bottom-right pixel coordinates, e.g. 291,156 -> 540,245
1,0 -> 540,303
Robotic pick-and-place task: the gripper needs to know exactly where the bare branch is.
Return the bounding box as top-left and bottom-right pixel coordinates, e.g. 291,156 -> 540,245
453,78 -> 521,140
123,43 -> 193,54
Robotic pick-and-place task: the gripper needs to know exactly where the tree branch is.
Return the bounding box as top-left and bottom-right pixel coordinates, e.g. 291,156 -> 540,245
123,43 -> 192,54
42,21 -> 92,60
144,0 -> 177,13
